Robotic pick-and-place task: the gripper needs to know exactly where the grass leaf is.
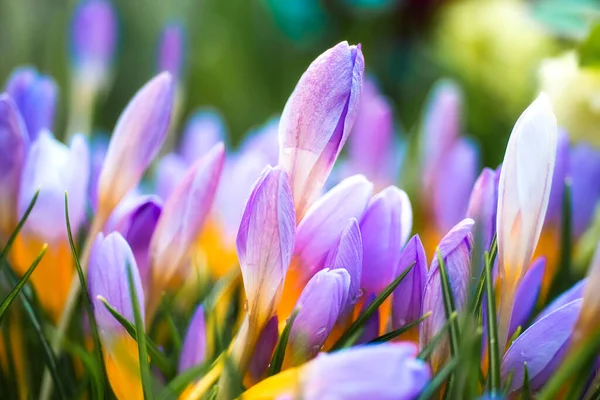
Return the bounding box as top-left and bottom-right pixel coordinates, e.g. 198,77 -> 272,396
0,244 -> 46,322
417,356 -> 460,400
368,312 -> 431,344
331,262 -> 415,350
522,362 -> 530,400
417,312 -> 457,361
484,235 -> 501,392
0,189 -> 39,262
126,263 -> 153,399
267,308 -> 299,377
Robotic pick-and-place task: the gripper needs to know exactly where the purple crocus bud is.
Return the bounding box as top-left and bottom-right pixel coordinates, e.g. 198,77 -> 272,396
467,167 -> 499,255
420,218 -> 473,371
421,80 -> 461,193
108,195 -> 162,291
5,67 -> 58,141
97,72 -> 174,217
502,298 -> 582,392
179,305 -> 207,373
509,257 -> 546,337
324,217 -> 362,317
536,278 -> 585,321
154,153 -> 187,201
295,175 -> 372,280
299,343 -> 429,400
70,0 -> 117,82
392,235 -> 427,331
19,132 -> 90,243
285,268 -> 350,367
278,41 -> 364,220
239,117 -> 279,166
348,79 -> 398,187
545,129 -> 569,226
88,231 -> 145,398
89,134 -> 108,211
149,143 -> 225,312
179,109 -> 226,165
570,144 -> 600,239
360,186 -> 412,295
433,137 -> 478,233
248,316 -> 279,384
157,24 -> 185,83
0,94 -> 28,236
237,165 -> 296,328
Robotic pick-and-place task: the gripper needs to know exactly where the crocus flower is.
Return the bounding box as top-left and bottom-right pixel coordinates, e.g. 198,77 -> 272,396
284,268 -> 350,367
496,93 -> 557,347
360,185 -> 412,295
179,305 -> 207,373
88,232 -> 145,400
241,343 -> 430,400
420,218 -> 473,372
5,67 -> 58,141
346,78 -> 400,189
509,257 -> 546,337
572,243 -> 600,347
97,72 -> 174,220
13,132 -> 89,322
247,316 -> 279,385
392,235 -> 427,335
279,175 -> 371,317
179,109 -> 226,165
157,24 -> 185,83
0,94 -> 28,238
570,144 -> 600,240
502,298 -> 582,392
148,143 -> 225,316
467,167 -> 499,270
278,41 -> 364,219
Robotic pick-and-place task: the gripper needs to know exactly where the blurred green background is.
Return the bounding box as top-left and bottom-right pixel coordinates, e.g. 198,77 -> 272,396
0,0 -> 598,166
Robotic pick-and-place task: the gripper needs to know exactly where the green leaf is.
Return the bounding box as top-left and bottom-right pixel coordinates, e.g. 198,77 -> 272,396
330,262 -> 415,350
64,192 -> 106,399
503,369 -> 514,396
579,23 -> 600,67
268,308 -> 299,377
522,362 -> 530,400
484,233 -> 501,393
368,312 -> 431,344
126,263 -> 153,400
161,294 -> 182,352
157,360 -> 213,400
63,341 -> 106,400
0,189 -> 39,262
550,178 -> 574,296
0,244 -> 46,323
417,312 -> 457,361
537,328 -> 600,399
417,356 -> 460,400
98,297 -> 174,376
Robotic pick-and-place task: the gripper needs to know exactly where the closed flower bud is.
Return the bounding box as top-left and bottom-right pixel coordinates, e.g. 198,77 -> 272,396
179,305 -> 207,373
157,24 -> 185,83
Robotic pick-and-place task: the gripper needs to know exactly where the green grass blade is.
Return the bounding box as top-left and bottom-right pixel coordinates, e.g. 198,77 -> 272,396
0,189 -> 39,261
331,262 -> 415,350
503,369 -> 514,396
63,341 -> 106,400
550,178 -> 573,296
161,294 -> 182,352
99,296 -> 174,376
484,238 -> 501,393
65,192 -> 106,399
437,252 -> 460,355
368,312 -> 431,344
126,263 -> 153,399
417,312 -> 457,360
417,356 -> 460,400
268,308 -> 299,377
0,244 -> 46,322
472,271 -> 486,318
522,362 -> 530,399
157,359 -> 213,400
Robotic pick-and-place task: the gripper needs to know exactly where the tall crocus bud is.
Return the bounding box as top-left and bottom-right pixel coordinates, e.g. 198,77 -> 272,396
0,94 -> 28,238
238,165 -> 296,328
149,143 -> 225,315
97,72 -> 174,219
392,235 -> 427,333
572,243 -> 600,347
242,343 -> 430,400
108,195 -> 162,291
360,186 -> 412,295
324,217 -> 362,318
347,79 -> 399,189
88,232 -> 145,400
421,80 -> 461,193
70,0 -> 117,86
13,132 -> 89,321
157,24 -> 185,83
247,316 -> 279,385
420,218 -> 473,372
502,298 -> 582,392
278,41 -> 364,219
467,167 -> 499,255
179,305 -> 207,373
509,257 -> 545,337
496,93 -> 557,346
285,268 -> 350,367
5,67 -> 58,141
179,109 -> 226,165
570,144 -> 600,239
